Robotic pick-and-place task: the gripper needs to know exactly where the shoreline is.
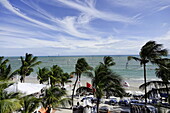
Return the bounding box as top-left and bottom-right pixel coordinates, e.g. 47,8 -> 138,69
14,76 -> 146,94
12,76 -> 155,113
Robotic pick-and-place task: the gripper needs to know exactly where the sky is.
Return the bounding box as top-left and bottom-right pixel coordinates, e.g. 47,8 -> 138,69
0,0 -> 170,56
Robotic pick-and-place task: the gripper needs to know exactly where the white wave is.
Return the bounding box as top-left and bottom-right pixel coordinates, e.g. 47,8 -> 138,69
128,77 -> 160,81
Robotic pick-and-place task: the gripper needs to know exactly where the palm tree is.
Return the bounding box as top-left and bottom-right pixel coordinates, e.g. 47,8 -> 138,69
20,95 -> 41,113
139,81 -> 170,90
71,58 -> 92,106
60,72 -> 72,88
0,81 -> 22,113
155,58 -> 170,81
0,57 -> 17,81
37,66 -> 72,88
84,56 -> 125,113
139,58 -> 170,103
42,86 -> 70,113
155,58 -> 170,95
37,67 -> 50,84
92,64 -> 124,113
139,81 -> 170,103
100,56 -> 115,68
18,53 -> 42,83
128,41 -> 168,104
99,56 -> 120,98
49,65 -> 63,87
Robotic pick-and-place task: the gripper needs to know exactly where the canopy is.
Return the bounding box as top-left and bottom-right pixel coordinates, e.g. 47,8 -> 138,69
5,82 -> 46,95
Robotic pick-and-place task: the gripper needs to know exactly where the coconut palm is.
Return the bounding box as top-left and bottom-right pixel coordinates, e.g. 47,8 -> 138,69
84,56 -> 125,113
18,53 -> 42,83
71,58 -> 92,106
37,66 -> 72,88
100,56 -> 115,68
155,58 -> 170,95
139,58 -> 170,103
155,58 -> 170,81
37,67 -> 50,84
139,81 -> 170,92
20,95 -> 41,113
128,41 -> 168,104
49,65 -> 63,87
0,57 -> 17,81
92,64 -> 125,113
60,72 -> 72,88
42,86 -> 70,113
0,81 -> 22,113
139,81 -> 170,103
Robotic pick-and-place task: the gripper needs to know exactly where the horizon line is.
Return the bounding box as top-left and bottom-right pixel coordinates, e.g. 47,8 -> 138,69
3,54 -> 170,57
4,54 -> 140,57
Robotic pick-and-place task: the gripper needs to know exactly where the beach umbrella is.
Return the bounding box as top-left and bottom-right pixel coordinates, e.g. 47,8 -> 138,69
5,82 -> 46,95
122,81 -> 130,87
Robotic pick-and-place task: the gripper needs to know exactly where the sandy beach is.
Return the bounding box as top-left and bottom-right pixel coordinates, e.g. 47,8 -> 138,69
1,0 -> 170,112
15,76 -> 145,113
22,76 -> 145,94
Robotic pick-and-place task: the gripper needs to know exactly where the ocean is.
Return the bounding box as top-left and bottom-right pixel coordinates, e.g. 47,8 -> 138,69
6,55 -> 162,81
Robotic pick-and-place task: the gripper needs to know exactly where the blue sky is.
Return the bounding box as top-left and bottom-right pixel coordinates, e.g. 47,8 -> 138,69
0,0 -> 170,56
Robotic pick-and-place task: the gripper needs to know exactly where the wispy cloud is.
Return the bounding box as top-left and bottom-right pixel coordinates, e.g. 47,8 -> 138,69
109,0 -> 170,9
155,30 -> 170,51
0,0 -> 58,30
108,0 -> 170,17
0,0 -> 135,40
0,36 -> 68,48
0,0 -> 98,40
0,0 -> 170,56
157,5 -> 170,11
50,0 -> 134,23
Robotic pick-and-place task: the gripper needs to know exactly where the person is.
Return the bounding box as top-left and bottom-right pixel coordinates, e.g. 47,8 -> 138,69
77,102 -> 80,107
83,105 -> 92,113
92,105 -> 97,113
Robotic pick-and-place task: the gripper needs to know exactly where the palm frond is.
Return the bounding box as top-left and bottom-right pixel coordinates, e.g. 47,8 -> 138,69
20,95 -> 41,113
30,61 -> 42,67
139,81 -> 170,90
0,99 -> 21,113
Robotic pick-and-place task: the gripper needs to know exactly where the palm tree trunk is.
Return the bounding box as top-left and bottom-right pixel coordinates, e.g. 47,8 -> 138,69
71,74 -> 79,107
20,75 -> 25,83
78,75 -> 81,88
106,90 -> 109,99
165,83 -> 169,101
62,82 -> 64,88
144,63 -> 147,104
96,98 -> 100,113
23,77 -> 25,83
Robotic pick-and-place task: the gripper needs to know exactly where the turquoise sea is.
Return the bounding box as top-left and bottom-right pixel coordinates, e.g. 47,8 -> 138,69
6,55 -> 168,81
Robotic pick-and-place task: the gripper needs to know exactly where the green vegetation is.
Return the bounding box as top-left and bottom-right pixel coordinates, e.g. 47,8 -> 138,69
71,58 -> 93,106
37,65 -> 72,87
0,40 -> 169,113
42,87 -> 70,110
37,67 -> 50,84
0,57 -> 17,81
20,95 -> 41,113
0,81 -> 22,113
85,56 -> 125,113
0,53 -> 71,113
17,53 -> 42,83
128,40 -> 168,104
139,58 -> 170,104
